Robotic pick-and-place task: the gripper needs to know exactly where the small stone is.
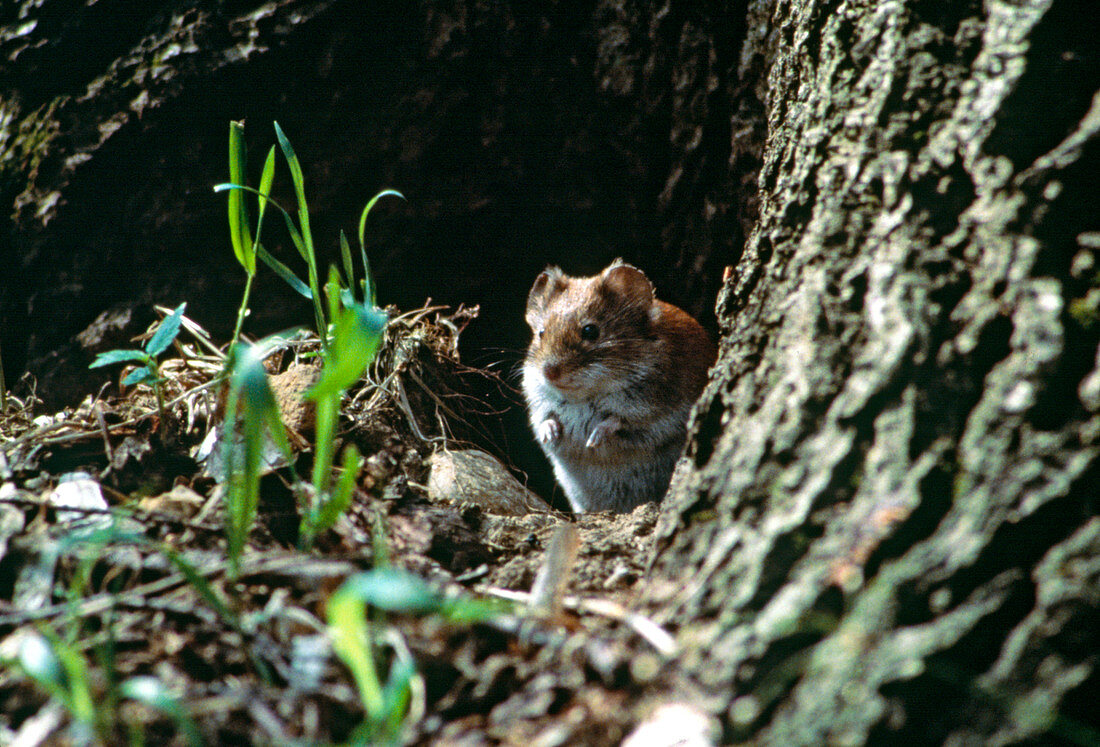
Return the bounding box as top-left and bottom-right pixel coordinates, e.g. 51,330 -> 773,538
624,703 -> 720,747
48,472 -> 111,530
269,362 -> 322,436
426,449 -> 552,515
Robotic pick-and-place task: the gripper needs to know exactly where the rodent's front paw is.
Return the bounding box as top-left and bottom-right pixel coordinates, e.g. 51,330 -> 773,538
585,416 -> 622,449
535,417 -> 562,445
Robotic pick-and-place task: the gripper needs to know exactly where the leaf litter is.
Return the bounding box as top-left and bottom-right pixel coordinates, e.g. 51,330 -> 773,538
0,302 -> 674,745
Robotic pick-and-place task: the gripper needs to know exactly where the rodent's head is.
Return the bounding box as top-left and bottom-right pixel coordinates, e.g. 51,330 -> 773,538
525,260 -> 659,396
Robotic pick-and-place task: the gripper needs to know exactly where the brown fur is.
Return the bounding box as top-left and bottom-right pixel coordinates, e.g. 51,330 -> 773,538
523,260 -> 716,512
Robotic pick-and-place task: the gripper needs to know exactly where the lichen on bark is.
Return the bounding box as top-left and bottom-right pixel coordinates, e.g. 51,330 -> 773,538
651,0 -> 1100,742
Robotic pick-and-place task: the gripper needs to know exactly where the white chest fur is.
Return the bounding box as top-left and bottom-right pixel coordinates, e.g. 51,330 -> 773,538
522,363 -> 689,512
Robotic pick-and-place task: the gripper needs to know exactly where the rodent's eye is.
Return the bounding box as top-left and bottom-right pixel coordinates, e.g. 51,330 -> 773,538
580,323 -> 600,342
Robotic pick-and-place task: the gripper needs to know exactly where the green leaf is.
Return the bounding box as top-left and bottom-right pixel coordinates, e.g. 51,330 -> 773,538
241,146 -> 277,301
306,304 -> 387,400
335,569 -> 442,615
256,243 -> 312,299
215,182 -> 286,218
122,366 -> 157,386
222,343 -> 290,576
327,581 -> 384,718
273,121 -> 314,262
161,548 -> 240,630
358,190 -> 404,307
120,676 -> 203,747
340,287 -> 357,308
146,302 -> 187,356
18,630 -> 96,726
325,267 -> 342,335
312,445 -> 361,535
274,122 -> 325,342
306,273 -> 345,522
381,657 -> 416,733
357,189 -> 405,244
229,343 -> 288,454
227,122 -> 255,274
307,388 -> 339,544
439,596 -> 509,624
257,146 -> 276,228
215,183 -> 314,302
89,349 -> 150,368
56,640 -> 96,725
339,230 -> 356,300
280,208 -> 310,263
273,122 -> 306,208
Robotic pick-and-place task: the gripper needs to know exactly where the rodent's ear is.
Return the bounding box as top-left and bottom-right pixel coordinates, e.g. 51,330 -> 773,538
601,263 -> 654,307
526,267 -> 567,324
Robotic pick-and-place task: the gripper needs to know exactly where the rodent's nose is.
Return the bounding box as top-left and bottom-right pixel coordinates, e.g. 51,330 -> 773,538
543,363 -> 563,383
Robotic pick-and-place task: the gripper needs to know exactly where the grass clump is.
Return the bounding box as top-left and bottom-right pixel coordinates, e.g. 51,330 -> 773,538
214,120 -> 401,552
327,568 -> 505,744
46,119 -> 506,744
5,524 -> 208,746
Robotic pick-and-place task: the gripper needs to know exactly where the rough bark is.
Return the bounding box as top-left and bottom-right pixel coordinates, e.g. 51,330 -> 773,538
651,0 -> 1100,742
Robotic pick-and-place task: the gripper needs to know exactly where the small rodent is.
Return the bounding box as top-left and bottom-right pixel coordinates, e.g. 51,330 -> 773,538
522,260 -> 716,513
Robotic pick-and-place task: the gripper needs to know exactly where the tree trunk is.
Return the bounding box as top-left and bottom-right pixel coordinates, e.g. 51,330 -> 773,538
651,0 -> 1100,742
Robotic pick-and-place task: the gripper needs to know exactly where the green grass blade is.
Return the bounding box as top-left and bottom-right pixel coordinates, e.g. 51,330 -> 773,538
243,147 -> 278,331
146,302 -> 187,357
325,267 -> 341,334
215,184 -> 309,281
160,548 -> 240,630
313,445 -> 361,535
227,122 -> 255,275
308,390 -> 338,528
223,344 -> 282,576
57,644 -> 97,726
327,583 -> 384,718
272,122 -> 317,268
439,595 -> 510,624
214,183 -> 286,216
306,304 -> 387,400
256,244 -> 312,299
382,658 -> 416,735
16,632 -> 68,702
340,229 -> 355,299
357,190 -> 404,307
120,676 -> 203,747
23,628 -> 96,727
273,122 -> 306,211
336,569 -> 442,615
274,121 -> 325,341
213,183 -> 315,303
221,367 -> 246,574
279,208 -> 310,263
256,145 -> 276,227
278,205 -> 326,339
230,144 -> 276,347
261,380 -> 293,465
